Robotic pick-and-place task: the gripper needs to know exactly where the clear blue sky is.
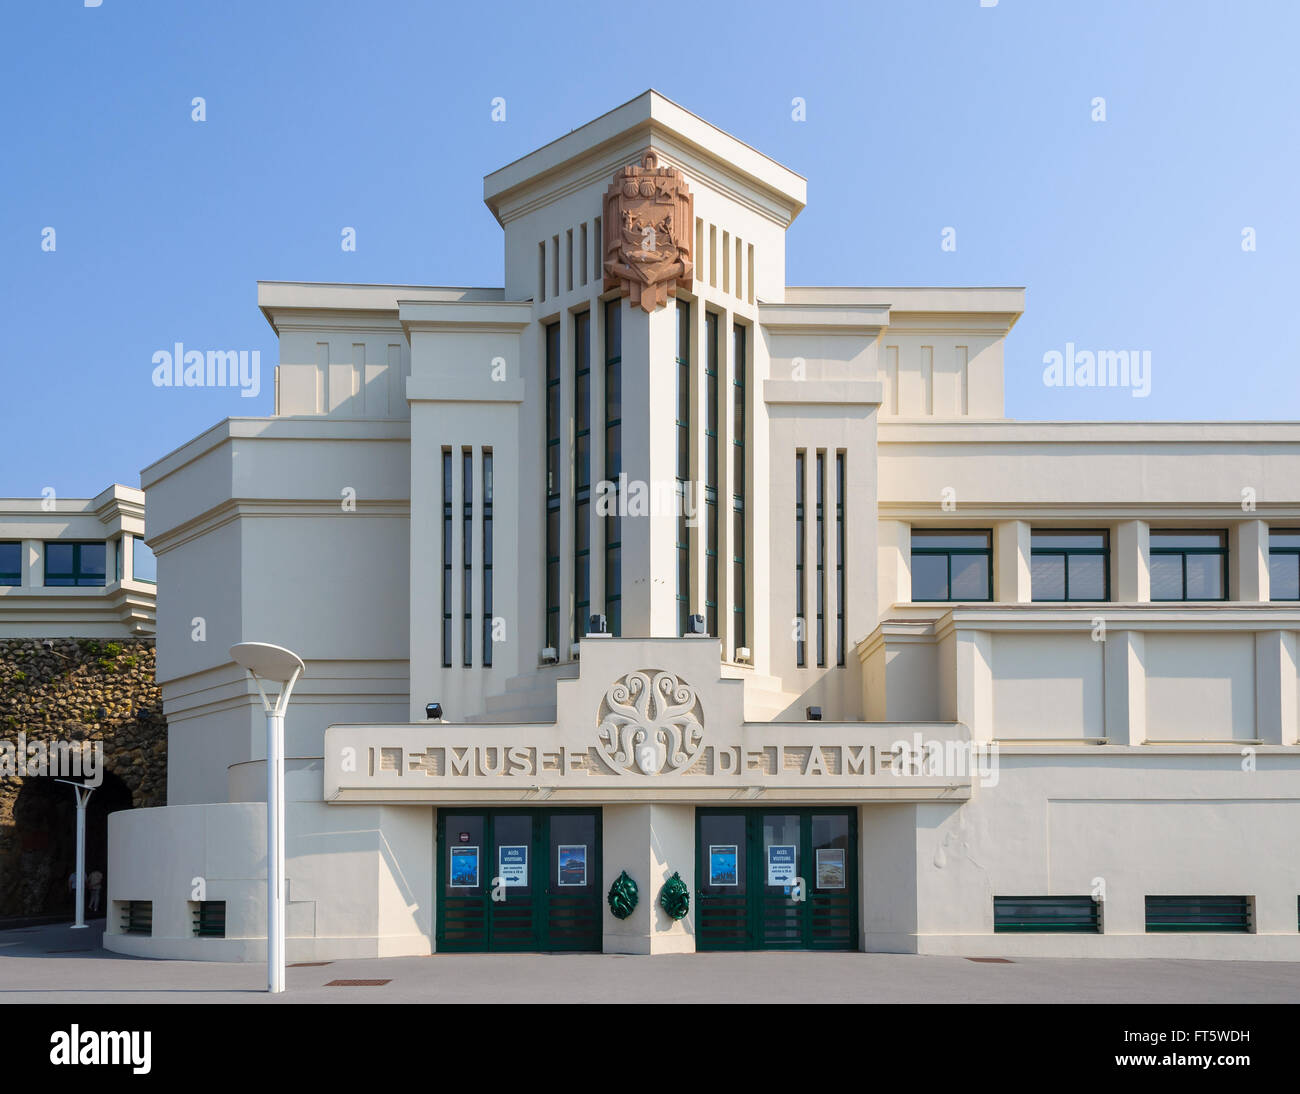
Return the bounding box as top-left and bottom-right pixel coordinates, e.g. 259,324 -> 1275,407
3,0 -> 1297,499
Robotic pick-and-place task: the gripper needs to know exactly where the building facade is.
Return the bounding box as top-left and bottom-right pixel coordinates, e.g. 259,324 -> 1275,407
0,484 -> 156,638
0,484 -> 162,917
107,92 -> 1300,960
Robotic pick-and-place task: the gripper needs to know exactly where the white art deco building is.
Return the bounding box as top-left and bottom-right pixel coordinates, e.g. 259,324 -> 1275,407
107,92 -> 1300,960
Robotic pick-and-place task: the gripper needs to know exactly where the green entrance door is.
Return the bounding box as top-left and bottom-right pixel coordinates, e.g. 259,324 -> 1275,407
435,808 -> 601,952
696,808 -> 857,950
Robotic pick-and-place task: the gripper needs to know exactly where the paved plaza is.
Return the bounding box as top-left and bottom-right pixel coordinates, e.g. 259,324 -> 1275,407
1,922 -> 1297,1004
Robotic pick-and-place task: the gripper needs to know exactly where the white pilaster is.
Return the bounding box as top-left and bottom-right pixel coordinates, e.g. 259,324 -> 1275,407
993,520 -> 1031,603
1115,520 -> 1149,602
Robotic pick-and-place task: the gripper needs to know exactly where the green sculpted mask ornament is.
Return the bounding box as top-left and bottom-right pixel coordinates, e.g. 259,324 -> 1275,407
607,870 -> 639,920
658,871 -> 690,921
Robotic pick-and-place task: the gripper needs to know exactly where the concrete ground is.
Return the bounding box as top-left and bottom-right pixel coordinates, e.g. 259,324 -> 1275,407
2,921 -> 1298,1003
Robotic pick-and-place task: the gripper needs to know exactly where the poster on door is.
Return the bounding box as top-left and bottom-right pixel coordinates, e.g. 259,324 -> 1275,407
708,844 -> 738,886
450,846 -> 479,888
766,844 -> 796,886
557,844 -> 587,887
816,848 -> 845,889
498,845 -> 528,887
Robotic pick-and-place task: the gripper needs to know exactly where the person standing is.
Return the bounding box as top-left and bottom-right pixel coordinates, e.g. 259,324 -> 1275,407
87,868 -> 104,914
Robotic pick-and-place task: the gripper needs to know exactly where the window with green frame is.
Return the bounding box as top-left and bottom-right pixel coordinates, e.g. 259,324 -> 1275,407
1145,895 -> 1250,933
794,450 -> 805,666
130,535 -> 157,584
910,530 -> 992,602
1150,530 -> 1227,601
482,449 -> 493,666
704,310 -> 719,637
462,448 -> 473,667
731,323 -> 746,654
1031,530 -> 1108,601
573,310 -> 591,646
0,541 -> 20,586
675,299 -> 691,636
44,541 -> 106,587
1269,529 -> 1300,601
544,321 -> 561,651
603,299 -> 622,635
442,448 -> 453,667
994,895 -> 1100,933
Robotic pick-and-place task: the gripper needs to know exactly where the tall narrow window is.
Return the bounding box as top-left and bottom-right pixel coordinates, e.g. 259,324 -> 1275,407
441,449 -> 452,667
482,449 -> 493,666
603,299 -> 622,635
836,452 -> 845,666
704,311 -> 719,637
1270,530 -> 1300,601
574,311 -> 591,646
795,450 -> 806,667
462,448 -> 473,667
0,542 -> 20,586
732,323 -> 746,653
676,300 -> 691,635
815,451 -> 826,667
544,322 -> 561,651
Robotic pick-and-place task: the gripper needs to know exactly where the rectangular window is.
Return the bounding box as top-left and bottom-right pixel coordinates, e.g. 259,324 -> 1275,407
815,451 -> 826,667
0,541 -> 21,585
131,535 -> 157,584
1268,529 -> 1300,601
732,324 -> 746,653
44,542 -> 106,587
1149,530 -> 1227,601
704,311 -> 719,637
442,448 -> 452,667
545,322 -> 561,652
574,311 -> 591,646
795,450 -> 806,667
482,449 -> 493,666
193,900 -> 227,938
835,452 -> 845,666
604,300 -> 622,635
994,896 -> 1101,933
121,900 -> 152,936
910,531 -> 993,602
1031,530 -> 1108,602
462,448 -> 473,667
1145,895 -> 1251,933
676,300 -> 691,636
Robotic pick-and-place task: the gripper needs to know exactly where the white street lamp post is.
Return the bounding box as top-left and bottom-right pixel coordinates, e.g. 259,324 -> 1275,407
229,642 -> 304,994
54,778 -> 94,930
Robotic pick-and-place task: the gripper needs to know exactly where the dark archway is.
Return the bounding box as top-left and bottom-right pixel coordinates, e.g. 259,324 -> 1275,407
8,770 -> 133,919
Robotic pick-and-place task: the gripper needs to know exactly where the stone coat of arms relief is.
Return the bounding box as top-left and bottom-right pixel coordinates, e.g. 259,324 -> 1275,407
602,150 -> 694,312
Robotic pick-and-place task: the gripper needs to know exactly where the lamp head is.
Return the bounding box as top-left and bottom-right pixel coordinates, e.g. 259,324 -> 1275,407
229,642 -> 305,685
